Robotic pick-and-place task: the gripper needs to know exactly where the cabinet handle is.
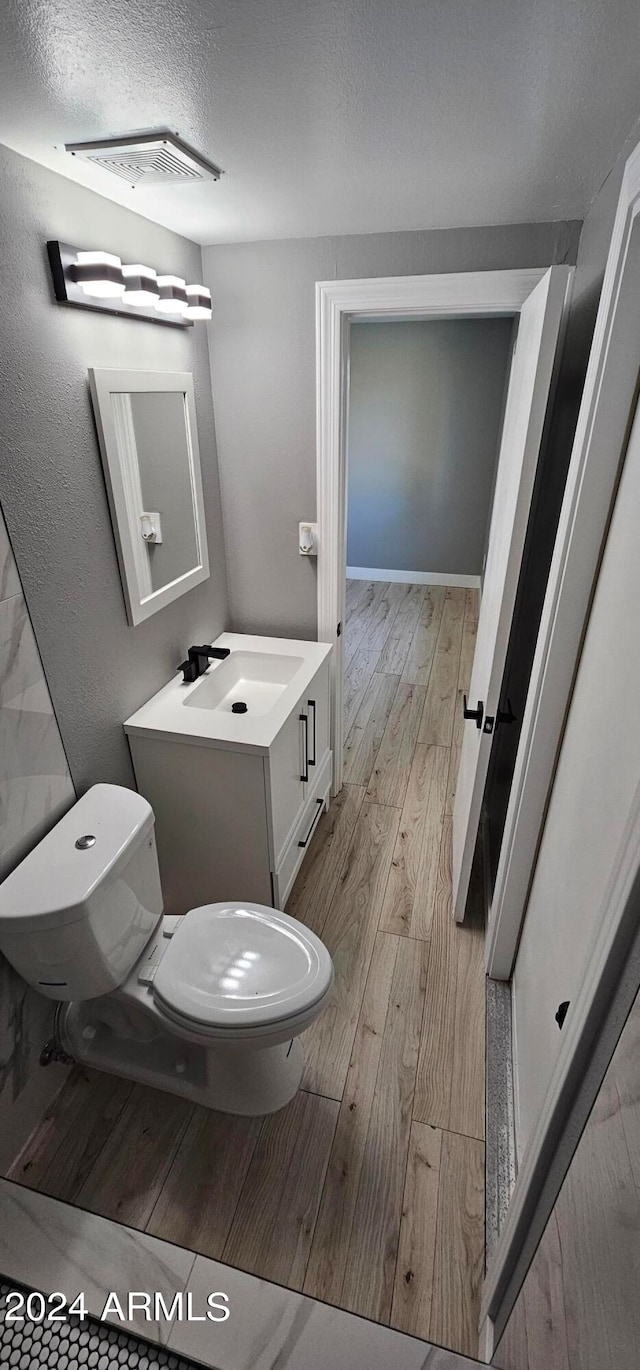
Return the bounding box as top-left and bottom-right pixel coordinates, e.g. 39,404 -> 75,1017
308,699 -> 317,765
298,798 -> 324,848
300,712 -> 309,782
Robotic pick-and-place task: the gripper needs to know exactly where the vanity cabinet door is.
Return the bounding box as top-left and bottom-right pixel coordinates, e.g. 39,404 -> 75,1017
304,660 -> 330,772
267,706 -> 308,865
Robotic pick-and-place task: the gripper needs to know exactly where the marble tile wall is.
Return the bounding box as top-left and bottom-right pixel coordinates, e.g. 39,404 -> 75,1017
0,505 -> 76,1136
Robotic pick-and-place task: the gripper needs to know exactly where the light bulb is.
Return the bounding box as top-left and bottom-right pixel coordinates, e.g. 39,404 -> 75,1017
156,275 -> 188,314
185,284 -> 212,320
74,251 -> 125,298
122,264 -> 159,306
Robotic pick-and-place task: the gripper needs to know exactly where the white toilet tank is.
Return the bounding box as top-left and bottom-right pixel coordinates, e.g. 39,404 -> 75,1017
0,784 -> 163,1000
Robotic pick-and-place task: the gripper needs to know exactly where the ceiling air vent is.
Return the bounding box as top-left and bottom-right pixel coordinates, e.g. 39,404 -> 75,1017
64,132 -> 222,188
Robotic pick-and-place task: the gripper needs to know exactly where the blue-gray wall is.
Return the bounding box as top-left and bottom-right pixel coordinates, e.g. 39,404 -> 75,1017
346,318 -> 514,576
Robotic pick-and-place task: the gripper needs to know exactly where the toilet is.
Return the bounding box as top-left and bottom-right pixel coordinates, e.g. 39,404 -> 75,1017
0,784 -> 334,1115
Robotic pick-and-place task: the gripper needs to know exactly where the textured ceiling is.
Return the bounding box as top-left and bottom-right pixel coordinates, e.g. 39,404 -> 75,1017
1,0 -> 639,244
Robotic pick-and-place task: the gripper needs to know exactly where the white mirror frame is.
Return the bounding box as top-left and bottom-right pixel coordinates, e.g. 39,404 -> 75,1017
89,368 -> 210,626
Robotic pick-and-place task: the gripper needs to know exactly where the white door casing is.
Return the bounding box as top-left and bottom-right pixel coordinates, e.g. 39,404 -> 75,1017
452,267 -> 572,921
315,269 -> 571,819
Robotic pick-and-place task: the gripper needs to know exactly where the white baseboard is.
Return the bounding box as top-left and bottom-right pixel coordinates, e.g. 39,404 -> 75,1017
346,566 -> 481,588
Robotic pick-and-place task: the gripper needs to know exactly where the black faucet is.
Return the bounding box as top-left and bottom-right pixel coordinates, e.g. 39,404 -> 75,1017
179,644 -> 231,684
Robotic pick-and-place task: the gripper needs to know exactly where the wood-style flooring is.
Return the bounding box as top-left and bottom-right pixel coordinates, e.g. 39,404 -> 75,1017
7,579 -> 486,1360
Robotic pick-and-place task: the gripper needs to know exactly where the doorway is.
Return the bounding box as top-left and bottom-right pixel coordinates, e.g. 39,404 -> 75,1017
316,267 -> 572,922
341,312 -> 515,891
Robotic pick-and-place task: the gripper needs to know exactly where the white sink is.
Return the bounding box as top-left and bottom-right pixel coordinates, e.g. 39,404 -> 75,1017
124,632 -> 333,754
184,650 -> 304,717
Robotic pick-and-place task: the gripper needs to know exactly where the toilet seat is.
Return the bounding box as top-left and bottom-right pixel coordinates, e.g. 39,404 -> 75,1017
152,902 -> 333,1036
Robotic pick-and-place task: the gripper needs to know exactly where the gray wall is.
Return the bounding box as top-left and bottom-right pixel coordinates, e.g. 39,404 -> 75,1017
0,142 -> 229,793
346,318 -> 514,576
0,505 -> 75,1162
203,220 -> 580,638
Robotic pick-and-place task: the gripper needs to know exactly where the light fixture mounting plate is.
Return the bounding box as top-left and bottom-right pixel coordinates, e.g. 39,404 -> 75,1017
47,242 -> 193,329
64,132 -> 222,187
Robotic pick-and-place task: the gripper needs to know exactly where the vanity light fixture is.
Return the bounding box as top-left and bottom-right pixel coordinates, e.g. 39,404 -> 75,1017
74,250 -> 125,298
47,241 -> 210,329
156,274 -> 189,314
185,284 -> 212,320
121,263 -> 160,306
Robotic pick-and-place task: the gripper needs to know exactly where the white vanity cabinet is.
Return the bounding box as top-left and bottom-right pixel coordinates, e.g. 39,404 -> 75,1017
124,635 -> 332,916
266,658 -> 332,905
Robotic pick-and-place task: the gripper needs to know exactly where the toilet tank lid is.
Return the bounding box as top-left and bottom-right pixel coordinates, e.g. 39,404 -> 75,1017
0,784 -> 155,929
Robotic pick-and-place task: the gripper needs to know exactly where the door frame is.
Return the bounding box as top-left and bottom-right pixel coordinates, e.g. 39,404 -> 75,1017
487,139 -> 640,980
482,138 -> 640,1357
315,268 -> 552,795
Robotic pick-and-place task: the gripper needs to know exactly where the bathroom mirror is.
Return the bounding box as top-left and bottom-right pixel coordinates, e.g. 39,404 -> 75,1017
88,368 -> 210,625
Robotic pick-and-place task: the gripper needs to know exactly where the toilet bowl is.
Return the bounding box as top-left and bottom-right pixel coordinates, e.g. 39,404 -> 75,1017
0,784 -> 333,1115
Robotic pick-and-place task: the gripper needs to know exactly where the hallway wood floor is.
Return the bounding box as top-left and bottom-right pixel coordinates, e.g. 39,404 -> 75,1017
7,580 -> 486,1360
